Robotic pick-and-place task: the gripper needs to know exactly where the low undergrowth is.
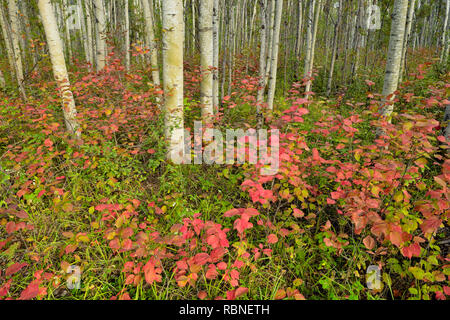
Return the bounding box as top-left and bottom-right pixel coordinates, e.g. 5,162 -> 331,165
0,54 -> 448,300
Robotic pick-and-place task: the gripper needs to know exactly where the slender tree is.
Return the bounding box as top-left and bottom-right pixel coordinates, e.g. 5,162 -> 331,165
143,0 -> 161,88
124,0 -> 130,71
7,0 -> 26,99
256,0 -> 268,125
399,0 -> 416,83
199,0 -> 214,123
162,0 -> 185,163
94,0 -> 107,71
441,0 -> 450,65
378,0 -> 409,134
38,0 -> 80,137
267,0 -> 283,112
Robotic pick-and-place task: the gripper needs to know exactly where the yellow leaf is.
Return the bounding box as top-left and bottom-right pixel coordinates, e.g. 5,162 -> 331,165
393,191 -> 403,203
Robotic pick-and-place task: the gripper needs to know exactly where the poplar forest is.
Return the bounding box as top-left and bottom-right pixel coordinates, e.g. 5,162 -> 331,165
0,0 -> 449,301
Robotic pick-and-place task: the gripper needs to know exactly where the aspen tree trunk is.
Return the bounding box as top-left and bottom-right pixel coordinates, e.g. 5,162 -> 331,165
295,0 -> 303,75
143,0 -> 161,88
441,0 -> 450,64
304,0 -> 314,89
20,1 -> 37,66
305,0 -> 321,94
264,0 -> 276,88
227,3 -> 236,97
247,0 -> 258,67
124,0 -> 130,71
266,0 -> 283,112
0,4 -> 16,84
94,0 -> 107,71
199,0 -> 214,122
162,0 -> 185,163
7,0 -> 26,99
62,0 -> 73,62
84,0 -> 94,68
212,0 -> 219,113
38,0 -> 80,137
379,0 -> 409,127
0,69 -> 5,88
326,0 -> 343,96
399,0 -> 416,83
256,0 -> 267,125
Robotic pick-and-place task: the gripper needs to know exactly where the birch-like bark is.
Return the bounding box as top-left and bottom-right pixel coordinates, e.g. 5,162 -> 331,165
295,0 -> 303,74
199,0 -> 214,122
304,0 -> 314,88
399,0 -> 416,83
143,0 -> 161,88
441,0 -> 450,64
7,0 -> 25,99
162,0 -> 185,163
379,0 -> 409,124
94,0 -> 107,71
84,0 -> 94,68
0,4 -> 15,84
62,0 -> 73,62
264,0 -> 275,87
212,0 -> 219,112
266,0 -> 283,112
256,0 -> 267,124
124,0 -> 130,71
38,0 -> 80,137
305,0 -> 321,94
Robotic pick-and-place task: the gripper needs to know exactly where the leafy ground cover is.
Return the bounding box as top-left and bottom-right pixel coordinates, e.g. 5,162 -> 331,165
0,50 -> 449,300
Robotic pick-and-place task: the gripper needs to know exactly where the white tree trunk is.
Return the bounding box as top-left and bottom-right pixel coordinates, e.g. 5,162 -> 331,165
94,0 -> 107,71
256,0 -> 268,124
380,0 -> 409,121
38,0 -> 80,137
266,0 -> 283,112
143,0 -> 161,88
399,0 -> 416,83
124,0 -> 130,71
305,0 -> 321,95
304,0 -> 314,87
441,0 -> 450,64
84,0 -> 94,68
212,0 -> 219,113
7,0 -> 25,99
162,0 -> 185,163
0,4 -> 16,84
264,0 -> 276,88
199,0 -> 214,122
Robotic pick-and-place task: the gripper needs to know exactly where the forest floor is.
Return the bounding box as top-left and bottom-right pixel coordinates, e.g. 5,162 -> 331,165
0,54 -> 449,300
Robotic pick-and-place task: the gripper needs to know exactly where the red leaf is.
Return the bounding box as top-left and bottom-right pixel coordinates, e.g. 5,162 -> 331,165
235,287 -> 249,298
205,265 -> 218,280
143,260 -> 162,284
5,263 -> 28,277
420,217 -> 442,235
5,221 -> 16,234
44,139 -> 53,147
193,253 -> 210,266
267,234 -> 278,244
401,243 -> 421,259
19,280 -> 40,300
363,236 -> 376,250
12,210 -> 28,219
224,208 -> 241,217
